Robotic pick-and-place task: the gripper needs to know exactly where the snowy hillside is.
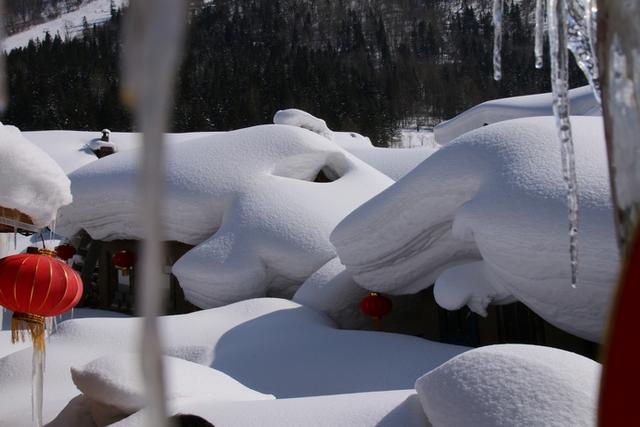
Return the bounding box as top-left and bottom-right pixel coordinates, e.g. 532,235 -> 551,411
3,0 -> 127,52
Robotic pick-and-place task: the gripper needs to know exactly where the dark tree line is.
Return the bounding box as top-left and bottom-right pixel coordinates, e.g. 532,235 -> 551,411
3,0 -> 586,146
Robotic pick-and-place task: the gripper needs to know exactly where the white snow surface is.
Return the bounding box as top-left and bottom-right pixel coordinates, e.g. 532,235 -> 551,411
293,257 -> 369,328
3,0 -> 128,52
274,108 -> 334,140
23,130 -> 218,174
434,85 -> 601,144
276,111 -> 439,180
71,353 -> 273,424
415,344 -> 601,427
57,124 -> 393,308
341,145 -> 438,181
112,390 -> 429,427
331,116 -> 618,342
0,124 -> 72,227
0,298 -> 466,426
433,261 -> 515,317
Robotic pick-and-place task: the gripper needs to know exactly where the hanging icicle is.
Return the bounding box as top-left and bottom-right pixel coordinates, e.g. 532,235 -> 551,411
535,0 -> 546,69
121,1 -> 186,426
492,0 -> 504,81
548,0 -> 580,288
31,350 -> 44,427
566,0 -> 601,103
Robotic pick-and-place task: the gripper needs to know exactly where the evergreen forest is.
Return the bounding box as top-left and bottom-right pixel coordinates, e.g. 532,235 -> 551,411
3,0 -> 587,146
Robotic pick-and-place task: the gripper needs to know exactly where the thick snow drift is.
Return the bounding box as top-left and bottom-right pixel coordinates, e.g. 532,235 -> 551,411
274,109 -> 334,140
57,124 -> 392,308
434,86 -> 600,144
0,298 -> 466,426
274,112 -> 439,180
415,344 -> 600,427
71,353 -> 273,424
0,124 -> 72,227
111,389 -> 428,427
332,117 -> 618,342
24,130 -> 218,174
293,257 -> 369,328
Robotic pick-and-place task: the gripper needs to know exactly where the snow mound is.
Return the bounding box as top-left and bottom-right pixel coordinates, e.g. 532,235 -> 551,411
293,257 -> 369,328
57,125 -> 392,308
434,86 -> 600,144
0,298 -> 466,426
415,344 -> 600,427
331,117 -> 618,342
341,145 -> 438,181
274,109 -> 334,140
332,131 -> 439,181
0,124 -> 72,227
113,389 -> 428,427
71,353 -> 273,423
433,261 -> 515,317
23,130 -> 218,174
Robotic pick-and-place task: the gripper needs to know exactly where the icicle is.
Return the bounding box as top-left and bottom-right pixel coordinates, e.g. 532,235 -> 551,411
535,0 -> 546,69
31,350 -> 44,427
548,0 -> 579,288
492,0 -> 504,81
45,316 -> 57,336
566,0 -> 600,103
122,1 -> 186,426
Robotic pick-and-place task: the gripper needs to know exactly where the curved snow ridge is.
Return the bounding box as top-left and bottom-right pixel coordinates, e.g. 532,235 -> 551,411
434,85 -> 600,144
57,124 -> 393,308
0,124 -> 72,227
332,116 -> 618,342
274,108 -> 334,141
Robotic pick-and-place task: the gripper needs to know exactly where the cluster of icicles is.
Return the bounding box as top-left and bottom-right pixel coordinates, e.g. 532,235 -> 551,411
493,0 -> 601,288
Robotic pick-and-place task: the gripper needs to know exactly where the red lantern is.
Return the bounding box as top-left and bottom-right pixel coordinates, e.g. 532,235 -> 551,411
55,243 -> 76,261
360,292 -> 392,330
0,250 -> 83,351
112,250 -> 136,275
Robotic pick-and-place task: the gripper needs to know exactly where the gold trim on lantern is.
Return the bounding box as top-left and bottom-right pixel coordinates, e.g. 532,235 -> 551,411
38,249 -> 57,258
11,312 -> 46,353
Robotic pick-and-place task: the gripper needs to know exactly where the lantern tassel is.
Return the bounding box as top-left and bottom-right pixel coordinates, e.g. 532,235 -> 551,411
11,312 -> 46,353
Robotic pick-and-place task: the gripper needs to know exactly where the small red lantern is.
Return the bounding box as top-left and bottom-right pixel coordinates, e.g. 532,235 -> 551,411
360,292 -> 392,330
0,250 -> 83,351
112,250 -> 136,275
55,243 -> 76,261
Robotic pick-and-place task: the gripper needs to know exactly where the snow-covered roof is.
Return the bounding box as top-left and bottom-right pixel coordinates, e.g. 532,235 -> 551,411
434,85 -> 601,144
0,124 -> 72,227
57,124 -> 393,308
332,116 -> 618,342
